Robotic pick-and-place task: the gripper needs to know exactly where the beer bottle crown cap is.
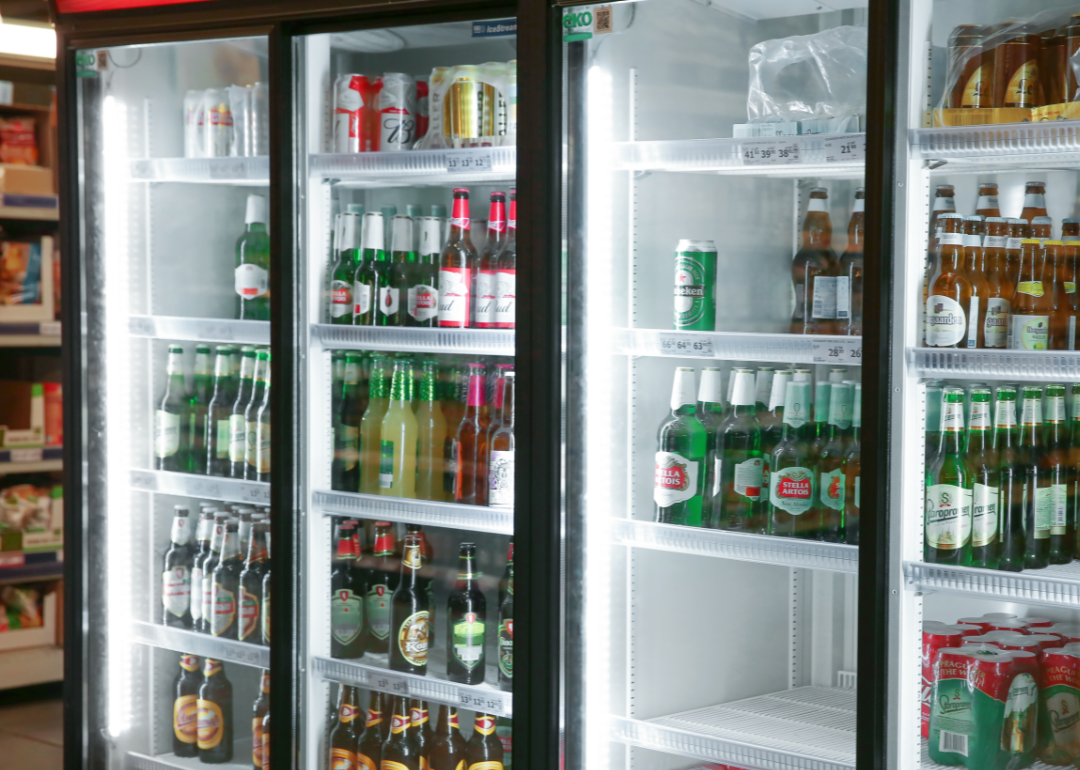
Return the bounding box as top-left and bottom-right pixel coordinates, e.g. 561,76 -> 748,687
1010,218 -> 1028,224
1045,240 -> 1065,246
1065,218 -> 1080,224
1032,216 -> 1053,224
938,213 -> 963,220
453,188 -> 470,196
985,217 -> 1008,223
936,185 -> 955,191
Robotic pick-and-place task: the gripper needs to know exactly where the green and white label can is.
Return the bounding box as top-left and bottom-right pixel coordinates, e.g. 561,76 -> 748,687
673,239 -> 717,331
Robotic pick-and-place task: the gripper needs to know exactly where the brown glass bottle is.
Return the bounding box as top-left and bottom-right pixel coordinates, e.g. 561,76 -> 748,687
438,188 -> 479,329
995,32 -> 1043,108
409,699 -> 433,768
1042,28 -> 1068,107
948,25 -> 986,108
838,188 -> 864,335
928,184 -> 956,253
925,214 -> 973,349
197,658 -> 233,764
328,685 -> 362,770
251,670 -> 269,770
1068,15 -> 1080,103
1047,241 -> 1078,350
790,187 -> 837,335
172,654 -> 201,757
389,535 -> 430,676
454,364 -> 490,505
1032,216 -> 1054,242
1010,239 -> 1053,350
466,714 -> 504,770
428,705 -> 467,770
365,521 -> 397,655
1062,218 -> 1080,314
331,520 -> 368,659
238,521 -> 269,645
982,217 -> 1012,349
964,217 -> 989,348
358,691 -> 384,768
382,695 -> 421,770
1007,219 -> 1029,289
976,183 -> 1001,219
1020,182 -> 1048,224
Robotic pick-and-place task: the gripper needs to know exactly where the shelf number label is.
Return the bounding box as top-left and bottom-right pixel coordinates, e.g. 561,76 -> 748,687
459,692 -> 506,713
447,151 -> 493,174
243,483 -> 271,504
823,133 -> 866,163
741,139 -> 800,166
657,332 -> 715,357
10,448 -> 43,463
811,339 -> 862,366
374,674 -> 408,694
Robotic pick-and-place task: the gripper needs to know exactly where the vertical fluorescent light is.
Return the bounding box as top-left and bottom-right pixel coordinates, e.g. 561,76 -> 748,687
0,22 -> 56,59
584,63 -> 613,770
102,94 -> 133,740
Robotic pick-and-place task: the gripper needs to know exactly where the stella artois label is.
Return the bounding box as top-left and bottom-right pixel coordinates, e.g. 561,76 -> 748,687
174,695 -> 198,744
770,467 -> 814,515
398,610 -> 430,667
331,280 -> 352,317
366,584 -> 391,640
408,283 -> 438,322
196,698 -> 225,749
378,286 -> 400,317
925,484 -> 971,550
926,295 -> 966,347
353,281 -> 372,316
653,452 -> 699,507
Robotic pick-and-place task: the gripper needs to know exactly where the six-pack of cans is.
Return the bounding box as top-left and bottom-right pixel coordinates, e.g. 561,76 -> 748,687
183,84 -> 269,158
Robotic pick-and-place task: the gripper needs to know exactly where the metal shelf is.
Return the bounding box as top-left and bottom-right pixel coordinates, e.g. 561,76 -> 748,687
128,156 -> 269,185
615,328 -> 862,366
612,520 -> 858,574
912,123 -> 1080,170
612,686 -> 855,770
908,347 -> 1080,381
905,559 -> 1080,608
131,621 -> 269,668
314,490 -> 513,535
310,147 -> 516,187
313,652 -> 511,717
130,470 -> 271,506
127,746 -> 253,770
612,134 -> 866,178
311,323 -> 514,356
0,321 -> 61,347
129,316 -> 270,346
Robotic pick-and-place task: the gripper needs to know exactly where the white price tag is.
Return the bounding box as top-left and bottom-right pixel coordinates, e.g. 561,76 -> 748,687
196,321 -> 236,342
39,321 -> 61,337
823,133 -> 865,163
741,139 -> 801,166
10,448 -> 43,463
811,338 -> 863,366
243,482 -> 271,504
221,642 -> 264,666
372,672 -> 408,695
657,332 -> 715,357
446,151 -> 493,174
458,690 -> 508,713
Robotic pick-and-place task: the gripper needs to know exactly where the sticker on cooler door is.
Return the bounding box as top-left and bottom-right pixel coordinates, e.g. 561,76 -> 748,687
925,484 -> 971,550
378,286 -> 400,317
733,458 -> 763,500
235,264 -> 269,298
770,467 -> 814,514
438,267 -> 471,326
1011,315 -> 1050,350
972,483 -> 999,547
408,284 -> 438,322
926,296 -> 967,347
353,282 -> 372,317
821,468 -> 845,510
330,280 -> 352,318
984,298 -> 1010,348
495,270 -> 516,327
653,452 -> 699,507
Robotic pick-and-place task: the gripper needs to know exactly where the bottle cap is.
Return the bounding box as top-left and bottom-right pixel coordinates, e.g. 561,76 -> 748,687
246,194 -> 267,225
362,212 -> 385,250
341,212 -> 361,250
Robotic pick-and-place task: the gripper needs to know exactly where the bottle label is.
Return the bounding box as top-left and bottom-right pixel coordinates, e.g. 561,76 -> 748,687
351,282 -> 371,317
408,283 -> 439,322
398,610 -> 431,667
196,698 -> 225,749
246,419 -> 258,468
211,583 -> 235,636
438,267 -> 471,326
495,270 -> 516,327
976,193 -> 998,211
983,297 -> 1009,348
215,419 -> 230,459
331,588 -> 363,644
1035,486 -> 1053,539
821,468 -> 845,511
330,280 -> 352,317
653,452 -> 700,507
475,269 -> 498,327
378,286 -> 400,317
336,424 -> 360,470
239,587 -> 259,641
854,475 -> 860,509
926,295 -> 966,347
965,296 -> 980,348
253,720 -> 265,768
257,425 -> 271,474
489,450 -> 514,507
1010,315 -> 1050,350
330,749 -> 357,770
366,584 -> 391,640
499,618 -> 513,678
835,276 -> 851,320
162,567 -> 191,618
970,402 -> 990,429
1053,484 -> 1069,535
452,611 -> 485,669
190,567 -> 203,623
379,440 -> 395,489
811,276 -> 837,320
972,483 -> 998,548
734,457 -> 764,500
171,516 -> 190,544
984,235 -> 1007,248
235,264 -> 269,298
1007,238 -> 1023,251
173,694 -> 198,744
1006,60 -> 1039,106
925,483 -> 971,550
1017,281 -> 1045,297
228,414 -> 247,463
674,254 -> 710,327
770,467 -> 814,514
155,411 -> 180,458
263,594 -> 270,642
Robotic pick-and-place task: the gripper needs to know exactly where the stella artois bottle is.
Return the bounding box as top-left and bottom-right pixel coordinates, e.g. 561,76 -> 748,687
768,381 -> 815,538
653,367 -> 706,527
710,369 -> 764,533
696,367 -> 724,528
925,387 -> 972,565
817,382 -> 852,543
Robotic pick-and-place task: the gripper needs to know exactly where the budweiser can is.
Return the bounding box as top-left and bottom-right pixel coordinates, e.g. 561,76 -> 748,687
923,623 -> 967,738
184,89 -> 202,158
416,80 -> 429,140
379,72 -> 417,151
1041,649 -> 1080,763
333,74 -> 381,153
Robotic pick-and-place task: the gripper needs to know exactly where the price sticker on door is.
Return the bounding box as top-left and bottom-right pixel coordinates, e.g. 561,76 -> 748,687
657,332 -> 715,357
811,339 -> 862,365
741,139 -> 801,166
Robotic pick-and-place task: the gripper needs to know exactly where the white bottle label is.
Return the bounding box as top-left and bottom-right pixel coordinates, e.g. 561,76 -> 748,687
654,452 -> 700,507
984,297 -> 1010,348
926,295 -> 966,347
171,517 -> 191,545
495,270 -> 516,327
353,282 -> 372,316
330,280 -> 352,318
228,414 -> 247,463
438,267 -> 471,326
488,450 -> 514,508
162,566 -> 191,618
811,276 -> 837,320
925,483 -> 971,550
1010,314 -> 1050,350
821,468 -> 845,511
235,264 -> 269,298
976,195 -> 999,211
378,286 -> 400,317
1034,486 -> 1053,539
190,566 -> 203,623
966,296 -> 980,348
733,457 -> 764,500
155,411 -> 180,458
835,276 -> 851,320
407,284 -> 439,322
972,483 -> 998,547
1053,484 -> 1069,535
984,236 -> 1007,248
475,270 -> 497,327
1007,238 -> 1023,251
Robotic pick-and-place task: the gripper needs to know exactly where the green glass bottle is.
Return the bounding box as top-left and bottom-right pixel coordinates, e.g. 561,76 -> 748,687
925,387 -> 972,565
242,350 -> 269,482
1070,383 -> 1080,558
228,348 -> 257,479
206,346 -> 236,477
253,360 -> 272,483
235,194 -> 270,321
817,382 -> 852,543
760,370 -> 793,462
1019,385 -> 1051,569
653,367 -> 707,527
925,380 -> 944,464
353,212 -> 391,327
995,387 -> 1025,571
695,367 -> 724,528
711,368 -> 764,533
184,344 -> 213,474
156,345 -> 187,472
359,356 -> 391,495
767,380 -> 816,538
842,383 -> 862,545
383,215 -> 415,327
330,212 -> 362,324
1044,383 -> 1072,564
332,352 -> 363,492
809,379 -> 832,465
967,387 -> 999,568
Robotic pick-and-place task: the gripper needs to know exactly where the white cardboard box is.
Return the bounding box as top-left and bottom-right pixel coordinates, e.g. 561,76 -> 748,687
0,591 -> 56,652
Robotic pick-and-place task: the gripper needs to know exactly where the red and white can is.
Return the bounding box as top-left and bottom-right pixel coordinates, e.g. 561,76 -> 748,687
923,622 -> 968,738
379,72 -> 417,151
333,74 -> 382,153
985,618 -> 1030,634
1024,616 -> 1055,628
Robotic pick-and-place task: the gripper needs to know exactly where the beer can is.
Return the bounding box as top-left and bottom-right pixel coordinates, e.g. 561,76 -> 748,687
958,615 -> 1004,631
673,239 -> 717,331
1041,649 -> 1080,764
333,74 -> 381,153
228,84 -> 252,157
444,65 -> 497,149
183,89 -> 202,158
923,623 -> 968,738
1025,616 -> 1055,628
997,650 -> 1040,762
416,80 -> 430,140
505,59 -> 517,146
981,612 -> 1019,620
997,633 -> 1058,657
202,88 -> 233,158
928,648 -> 975,758
379,72 -> 417,151
252,82 -> 269,156
986,618 -> 1031,634
1052,625 -> 1080,643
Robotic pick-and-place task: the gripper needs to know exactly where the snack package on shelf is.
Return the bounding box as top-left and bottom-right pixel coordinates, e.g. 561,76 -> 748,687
0,484 -> 63,551
0,585 -> 44,631
0,117 -> 39,165
0,241 -> 42,306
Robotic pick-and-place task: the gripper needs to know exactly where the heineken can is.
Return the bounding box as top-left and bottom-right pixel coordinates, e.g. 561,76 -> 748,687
673,239 -> 717,331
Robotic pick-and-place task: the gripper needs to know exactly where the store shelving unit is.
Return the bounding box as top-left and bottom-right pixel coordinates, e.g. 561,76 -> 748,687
0,445 -> 63,474
129,470 -> 271,506
127,746 -> 254,770
904,561 -> 1080,610
0,551 -> 62,583
313,490 -> 513,535
616,329 -> 863,365
912,123 -> 1080,169
128,315 -> 270,345
131,621 -> 270,668
310,323 -> 514,356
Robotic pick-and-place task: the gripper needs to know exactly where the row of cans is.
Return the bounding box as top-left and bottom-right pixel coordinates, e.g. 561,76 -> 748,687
332,73 -> 429,153
183,84 -> 269,158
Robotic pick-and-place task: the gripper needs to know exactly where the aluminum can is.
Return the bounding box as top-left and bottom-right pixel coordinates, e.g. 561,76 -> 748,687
1025,616 -> 1055,628
379,72 -> 417,151
923,623 -> 967,739
444,65 -> 497,148
183,89 -> 202,158
333,74 -> 381,153
1041,649 -> 1080,764
202,88 -> 232,158
416,80 -> 430,140
252,82 -> 269,156
673,239 -> 717,331
1051,625 -> 1080,643
986,618 -> 1031,634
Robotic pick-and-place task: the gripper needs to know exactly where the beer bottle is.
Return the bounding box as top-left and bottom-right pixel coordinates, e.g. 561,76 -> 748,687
353,212 -> 390,327
487,370 -> 515,508
381,205 -> 398,253
235,194 -> 270,321
366,521 -> 397,654
360,356 -> 391,495
429,705 -> 466,770
409,699 -> 433,768
238,521 -> 269,644
475,192 -> 508,329
494,189 -> 517,330
1047,242 -> 1078,350
334,352 -> 364,492
962,220 -> 988,348
925,214 -> 973,348
925,387 -> 972,565
380,359 -> 418,498
199,514 -> 228,633
407,217 -> 441,328
809,379 -> 832,466
260,712 -> 270,770
966,387 -> 1000,568
415,360 -> 448,501
383,695 -> 421,770
331,212 -> 362,324
455,364 -> 491,506
946,24 -> 983,105
1044,383 -> 1072,564
447,542 -> 486,684
243,350 -> 269,481
439,188 -> 478,329
359,691 -> 384,768
711,369 -> 764,532
842,384 -> 862,545
754,368 -> 775,412
1032,215 -> 1054,243
466,715 -> 504,770
1018,386 -> 1052,569
211,520 -> 243,639
767,381 -> 815,538
331,520 -> 368,659
332,349 -> 347,426
1020,181 -> 1049,224
251,669 -> 269,770
162,506 -> 196,628
156,344 -> 187,472
837,188 -> 864,335
760,370 -> 793,463
261,537 -> 271,645
206,347 -> 236,477
1007,219 -> 1029,289
498,549 -> 513,692
1010,239 -> 1053,350
253,360 -> 271,483
818,382 -> 852,543
927,184 -> 956,254
925,381 -> 944,465
495,718 -> 512,770
995,387 -> 1025,572
184,344 -> 213,474
328,684 -> 363,770
654,367 -> 707,526
383,215 -> 415,327
695,367 -> 724,527
982,217 -> 1012,348
189,510 -> 213,631
228,348 -> 257,478
1062,221 -> 1080,316
197,658 -> 233,763
976,183 -> 1001,219
172,654 -> 201,757
790,187 -> 837,335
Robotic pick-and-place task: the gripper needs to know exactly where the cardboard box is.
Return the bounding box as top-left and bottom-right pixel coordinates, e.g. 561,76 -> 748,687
0,235 -> 54,322
1033,102 -> 1080,121
932,108 -> 1033,127
0,163 -> 53,196
0,382 -> 44,448
0,592 -> 57,652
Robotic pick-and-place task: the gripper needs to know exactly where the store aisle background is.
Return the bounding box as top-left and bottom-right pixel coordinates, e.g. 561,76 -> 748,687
0,697 -> 63,765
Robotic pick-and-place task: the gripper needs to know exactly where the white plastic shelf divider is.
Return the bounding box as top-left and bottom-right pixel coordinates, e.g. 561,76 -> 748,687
314,490 -> 513,535
612,520 -> 858,574
127,745 -> 253,770
130,470 -> 271,506
908,347 -> 1080,381
912,123 -> 1080,169
310,147 -> 516,187
612,134 -> 865,178
615,328 -> 862,366
129,315 -> 270,345
313,652 -> 511,717
128,156 -> 269,184
131,621 -> 270,668
904,560 -> 1080,608
611,686 -> 855,770
311,323 -> 514,356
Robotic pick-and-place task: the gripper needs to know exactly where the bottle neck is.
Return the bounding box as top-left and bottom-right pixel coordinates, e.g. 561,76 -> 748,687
456,552 -> 479,585
220,529 -> 241,562
464,373 -> 485,413
450,196 -> 471,241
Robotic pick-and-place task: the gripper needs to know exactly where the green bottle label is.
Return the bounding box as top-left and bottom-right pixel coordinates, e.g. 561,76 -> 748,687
331,588 -> 363,645
925,484 -> 971,550
365,584 -> 391,640
499,619 -> 513,678
452,612 -> 485,670
972,483 -> 999,548
215,419 -> 230,459
379,440 -> 394,489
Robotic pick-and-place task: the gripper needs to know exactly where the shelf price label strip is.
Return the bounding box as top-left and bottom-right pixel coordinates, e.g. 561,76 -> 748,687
131,621 -> 270,668
811,339 -> 862,366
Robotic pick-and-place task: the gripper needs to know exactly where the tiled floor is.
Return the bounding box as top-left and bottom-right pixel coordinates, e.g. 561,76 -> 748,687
0,699 -> 63,767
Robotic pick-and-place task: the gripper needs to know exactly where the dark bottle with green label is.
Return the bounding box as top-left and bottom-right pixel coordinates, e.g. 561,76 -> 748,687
767,381 -> 816,539
711,368 -> 764,533
995,387 -> 1026,571
925,387 -> 972,565
1043,383 -> 1072,564
498,549 -> 513,692
330,212 -> 361,324
389,535 -> 430,676
331,520 -> 367,659
365,522 -> 398,654
243,350 -> 269,482
353,212 -> 391,327
654,367 -> 707,527
446,542 -> 486,685
817,382 -> 852,543
966,387 -> 1000,569
1019,386 -> 1051,569
227,348 -> 257,479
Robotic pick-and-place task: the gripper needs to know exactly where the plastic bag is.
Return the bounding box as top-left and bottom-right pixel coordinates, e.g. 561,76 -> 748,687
746,26 -> 867,124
